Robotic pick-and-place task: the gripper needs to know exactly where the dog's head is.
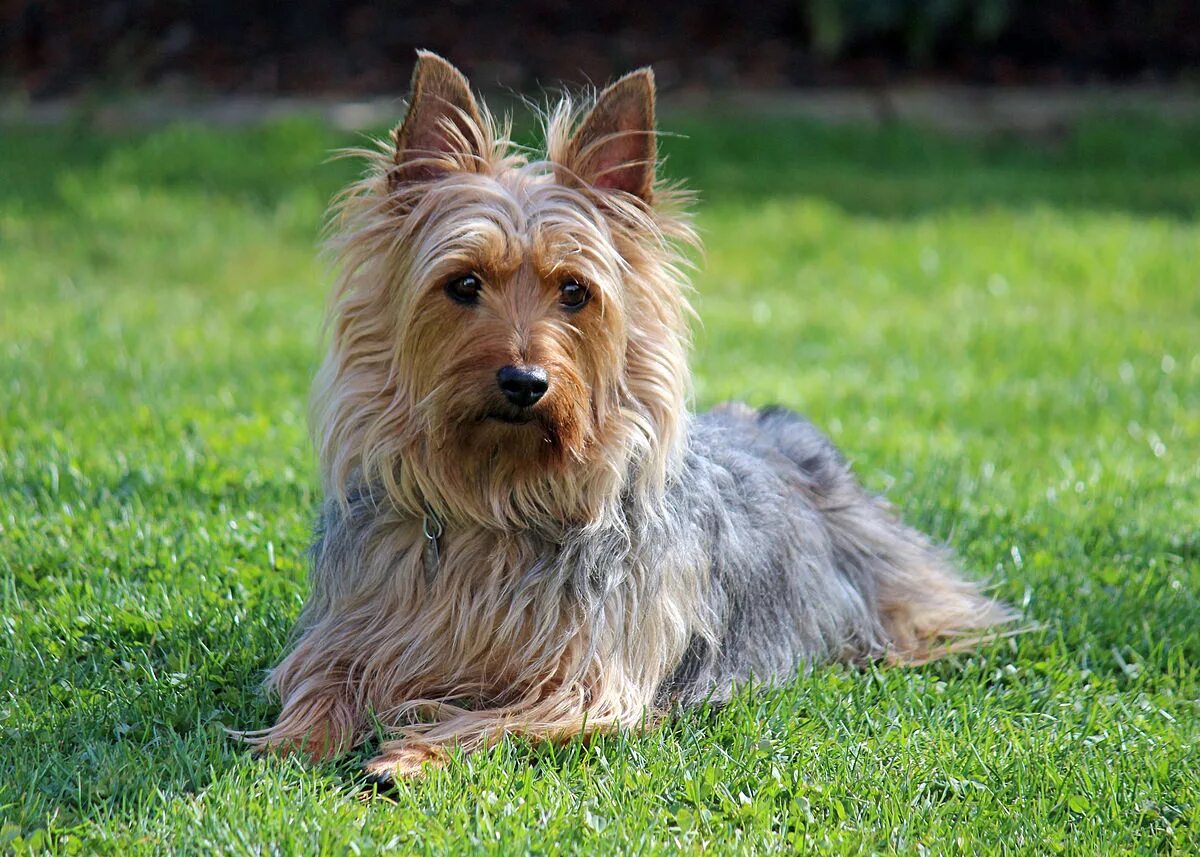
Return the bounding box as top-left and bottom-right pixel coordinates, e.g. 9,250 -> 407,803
316,52 -> 697,528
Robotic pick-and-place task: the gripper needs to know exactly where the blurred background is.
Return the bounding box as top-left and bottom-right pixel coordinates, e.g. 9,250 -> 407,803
5,1 -> 1200,98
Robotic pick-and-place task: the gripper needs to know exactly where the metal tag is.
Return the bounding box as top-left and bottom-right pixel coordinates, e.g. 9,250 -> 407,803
421,502 -> 443,584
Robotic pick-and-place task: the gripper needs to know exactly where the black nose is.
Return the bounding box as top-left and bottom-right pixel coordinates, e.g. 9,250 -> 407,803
497,364 -> 549,408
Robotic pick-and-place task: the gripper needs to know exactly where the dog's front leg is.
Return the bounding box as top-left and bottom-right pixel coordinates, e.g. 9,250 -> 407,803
245,633 -> 366,760
361,683 -> 650,780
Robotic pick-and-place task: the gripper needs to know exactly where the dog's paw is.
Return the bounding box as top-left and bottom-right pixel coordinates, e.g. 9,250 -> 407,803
363,743 -> 446,781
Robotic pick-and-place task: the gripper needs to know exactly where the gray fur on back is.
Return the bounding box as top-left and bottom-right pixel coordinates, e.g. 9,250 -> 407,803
305,405 -> 993,712
655,405 -> 952,705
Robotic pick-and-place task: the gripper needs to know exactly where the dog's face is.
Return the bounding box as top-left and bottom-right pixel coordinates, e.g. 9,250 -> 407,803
393,161 -> 630,478
317,53 -> 696,526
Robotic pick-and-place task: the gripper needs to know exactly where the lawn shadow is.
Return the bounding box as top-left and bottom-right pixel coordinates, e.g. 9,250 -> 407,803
663,112 -> 1200,220
3,609 -> 286,832
3,112 -> 1200,220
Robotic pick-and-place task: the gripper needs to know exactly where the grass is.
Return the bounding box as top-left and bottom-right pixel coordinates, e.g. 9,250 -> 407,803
1,110 -> 1198,854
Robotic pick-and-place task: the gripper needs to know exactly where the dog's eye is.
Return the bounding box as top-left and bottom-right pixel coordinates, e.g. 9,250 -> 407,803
559,279 -> 590,311
445,274 -> 482,305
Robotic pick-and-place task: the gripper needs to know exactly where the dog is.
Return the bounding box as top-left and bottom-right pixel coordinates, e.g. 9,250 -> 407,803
246,51 -> 1012,779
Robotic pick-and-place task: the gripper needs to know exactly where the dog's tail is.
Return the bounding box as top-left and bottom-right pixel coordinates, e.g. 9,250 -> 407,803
827,497 -> 1021,664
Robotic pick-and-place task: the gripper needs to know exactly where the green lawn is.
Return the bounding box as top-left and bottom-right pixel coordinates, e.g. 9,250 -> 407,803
1,111 -> 1198,854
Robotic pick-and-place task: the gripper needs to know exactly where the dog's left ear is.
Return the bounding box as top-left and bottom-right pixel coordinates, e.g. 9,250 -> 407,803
559,69 -> 657,202
390,51 -> 485,186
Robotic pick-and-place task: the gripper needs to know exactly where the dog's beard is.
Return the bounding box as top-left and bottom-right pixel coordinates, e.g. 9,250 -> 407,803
400,388 -> 609,528
461,409 -> 565,460
425,374 -> 587,467
424,404 -> 558,476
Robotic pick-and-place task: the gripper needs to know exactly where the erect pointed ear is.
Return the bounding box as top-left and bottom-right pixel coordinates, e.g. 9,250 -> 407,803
560,68 -> 657,201
390,51 -> 485,185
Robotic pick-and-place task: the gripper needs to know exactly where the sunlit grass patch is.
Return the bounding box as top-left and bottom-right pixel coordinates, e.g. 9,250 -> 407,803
1,114 -> 1197,854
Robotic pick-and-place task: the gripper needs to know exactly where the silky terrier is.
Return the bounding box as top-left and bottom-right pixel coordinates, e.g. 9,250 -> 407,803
247,51 -> 1012,779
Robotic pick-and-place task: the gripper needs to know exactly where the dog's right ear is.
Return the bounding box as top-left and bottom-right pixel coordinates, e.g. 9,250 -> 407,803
390,51 -> 485,186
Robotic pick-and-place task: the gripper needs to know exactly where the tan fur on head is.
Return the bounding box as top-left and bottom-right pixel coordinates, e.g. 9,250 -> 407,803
313,52 -> 697,531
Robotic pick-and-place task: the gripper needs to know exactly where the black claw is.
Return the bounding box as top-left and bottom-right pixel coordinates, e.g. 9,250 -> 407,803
361,770 -> 395,790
